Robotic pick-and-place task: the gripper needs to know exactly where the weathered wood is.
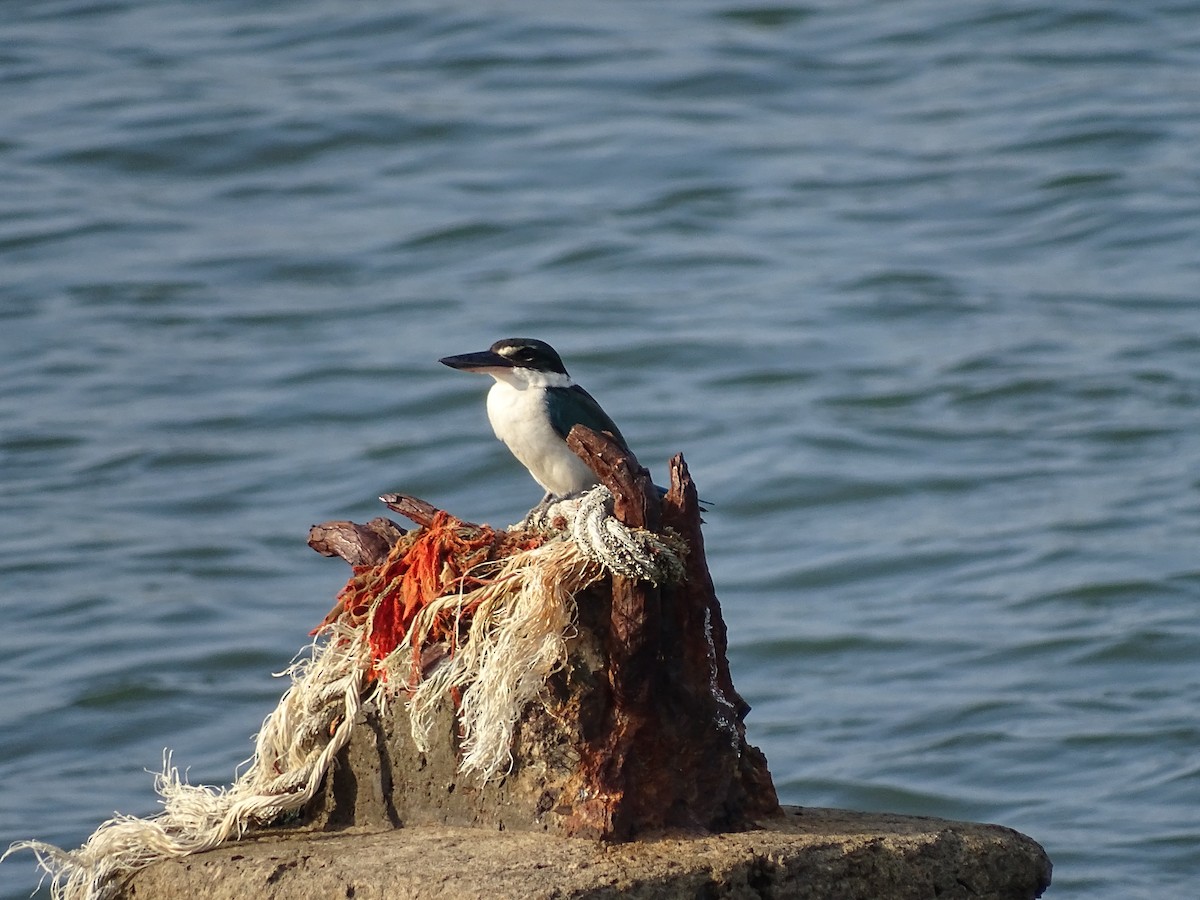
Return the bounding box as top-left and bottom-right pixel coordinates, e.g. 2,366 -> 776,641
661,454 -> 749,718
659,452 -> 777,821
563,425 -> 779,838
377,493 -> 473,529
564,425 -> 664,838
307,517 -> 406,567
565,425 -> 661,533
308,433 -> 778,840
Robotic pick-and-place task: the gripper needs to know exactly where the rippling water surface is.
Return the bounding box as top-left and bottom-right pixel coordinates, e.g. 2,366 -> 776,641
3,2 -> 1199,897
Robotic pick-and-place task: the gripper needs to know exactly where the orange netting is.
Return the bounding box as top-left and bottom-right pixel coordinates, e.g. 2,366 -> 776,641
321,512 -> 546,681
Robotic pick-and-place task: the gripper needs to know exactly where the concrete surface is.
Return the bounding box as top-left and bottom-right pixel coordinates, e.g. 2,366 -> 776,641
118,806 -> 1051,900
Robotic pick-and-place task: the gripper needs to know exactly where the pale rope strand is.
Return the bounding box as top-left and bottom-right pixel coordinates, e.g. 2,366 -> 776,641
379,539 -> 605,779
515,486 -> 687,585
3,623 -> 370,900
569,485 -> 687,585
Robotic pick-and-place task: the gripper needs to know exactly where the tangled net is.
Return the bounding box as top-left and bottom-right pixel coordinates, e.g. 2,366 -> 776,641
6,486 -> 686,900
324,510 -> 548,680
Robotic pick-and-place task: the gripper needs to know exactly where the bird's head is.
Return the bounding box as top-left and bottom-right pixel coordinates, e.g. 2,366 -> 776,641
440,338 -> 570,385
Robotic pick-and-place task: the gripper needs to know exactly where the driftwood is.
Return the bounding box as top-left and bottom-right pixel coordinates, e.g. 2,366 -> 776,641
307,425 -> 779,840
307,517 -> 406,567
561,426 -> 776,837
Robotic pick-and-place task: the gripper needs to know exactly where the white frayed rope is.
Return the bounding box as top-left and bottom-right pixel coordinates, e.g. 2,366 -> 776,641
3,623 -> 369,900
524,485 -> 686,586
386,538 -> 604,780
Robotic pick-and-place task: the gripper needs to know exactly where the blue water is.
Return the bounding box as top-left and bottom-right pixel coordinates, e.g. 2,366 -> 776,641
3,2 -> 1198,897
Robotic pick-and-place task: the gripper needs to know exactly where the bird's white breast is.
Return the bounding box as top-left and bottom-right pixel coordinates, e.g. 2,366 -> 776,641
485,373 -> 597,496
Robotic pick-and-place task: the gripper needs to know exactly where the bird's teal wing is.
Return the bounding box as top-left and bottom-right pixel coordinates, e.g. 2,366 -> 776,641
549,386 -> 686,504
546,385 -> 630,451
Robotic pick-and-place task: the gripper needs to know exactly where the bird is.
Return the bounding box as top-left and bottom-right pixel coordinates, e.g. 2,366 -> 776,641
439,338 -> 631,503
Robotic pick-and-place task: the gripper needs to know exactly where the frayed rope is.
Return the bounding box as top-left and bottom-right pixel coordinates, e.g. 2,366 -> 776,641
386,539 -> 606,779
4,485 -> 686,899
3,623 -> 369,900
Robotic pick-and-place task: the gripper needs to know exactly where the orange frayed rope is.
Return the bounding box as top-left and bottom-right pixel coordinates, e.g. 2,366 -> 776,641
320,512 -> 546,682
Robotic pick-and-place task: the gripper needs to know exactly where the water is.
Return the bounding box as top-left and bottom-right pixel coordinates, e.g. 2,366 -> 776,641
2,1 -> 1198,896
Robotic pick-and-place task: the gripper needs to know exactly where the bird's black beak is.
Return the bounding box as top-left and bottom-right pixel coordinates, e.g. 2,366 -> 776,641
439,349 -> 514,371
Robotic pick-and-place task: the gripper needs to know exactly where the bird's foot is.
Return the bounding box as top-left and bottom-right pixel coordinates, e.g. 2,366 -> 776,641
516,491 -> 588,532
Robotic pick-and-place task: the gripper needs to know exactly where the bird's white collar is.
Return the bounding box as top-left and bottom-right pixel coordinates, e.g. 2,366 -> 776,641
487,367 -> 574,390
